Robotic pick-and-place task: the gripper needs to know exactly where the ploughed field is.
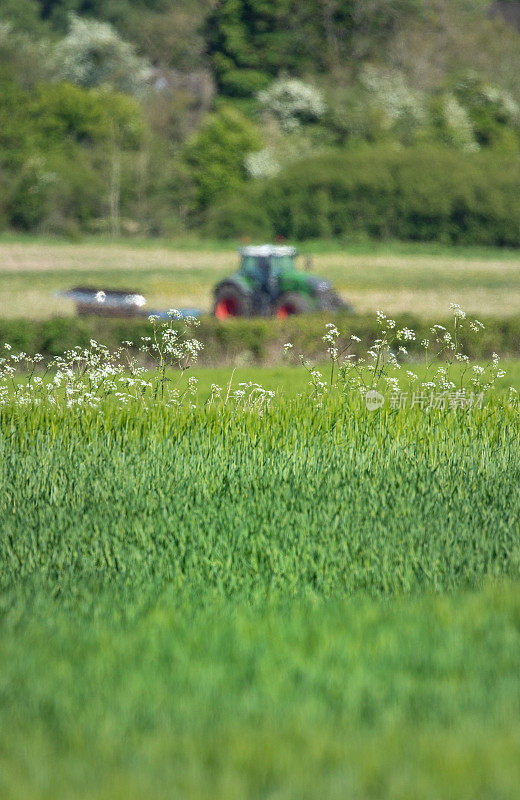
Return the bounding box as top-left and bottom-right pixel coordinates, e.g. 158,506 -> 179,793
1,397 -> 520,799
2,236 -> 520,319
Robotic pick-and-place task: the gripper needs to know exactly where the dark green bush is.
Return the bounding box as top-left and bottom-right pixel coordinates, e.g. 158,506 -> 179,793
219,69 -> 270,97
184,106 -> 263,210
203,194 -> 273,239
221,145 -> 520,246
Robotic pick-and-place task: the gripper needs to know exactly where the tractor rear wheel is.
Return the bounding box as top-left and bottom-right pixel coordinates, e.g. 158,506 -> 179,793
213,283 -> 252,319
274,292 -> 312,318
317,289 -> 352,313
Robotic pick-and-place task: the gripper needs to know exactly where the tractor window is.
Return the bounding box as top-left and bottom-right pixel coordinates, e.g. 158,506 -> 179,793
241,256 -> 262,281
241,254 -> 296,280
271,255 -> 295,274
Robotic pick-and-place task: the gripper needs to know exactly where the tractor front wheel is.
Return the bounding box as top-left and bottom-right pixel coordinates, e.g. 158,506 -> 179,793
274,292 -> 312,318
213,283 -> 252,319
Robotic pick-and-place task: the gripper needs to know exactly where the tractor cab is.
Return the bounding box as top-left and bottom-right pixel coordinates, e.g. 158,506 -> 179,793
239,245 -> 297,284
238,245 -> 297,305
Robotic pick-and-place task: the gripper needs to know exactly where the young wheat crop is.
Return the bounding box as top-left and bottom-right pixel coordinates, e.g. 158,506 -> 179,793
1,303 -> 519,800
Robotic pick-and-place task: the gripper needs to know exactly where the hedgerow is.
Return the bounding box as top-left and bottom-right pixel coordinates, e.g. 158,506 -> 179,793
213,145 -> 520,245
1,310 -> 520,365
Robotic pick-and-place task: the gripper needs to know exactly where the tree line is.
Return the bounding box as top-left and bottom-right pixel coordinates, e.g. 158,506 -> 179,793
1,0 -> 520,241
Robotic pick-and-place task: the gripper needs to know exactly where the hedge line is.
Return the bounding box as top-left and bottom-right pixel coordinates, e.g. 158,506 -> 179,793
208,145 -> 520,245
1,313 -> 520,366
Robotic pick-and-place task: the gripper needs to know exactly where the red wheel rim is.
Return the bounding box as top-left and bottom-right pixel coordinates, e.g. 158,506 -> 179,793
215,297 -> 239,319
276,303 -> 297,319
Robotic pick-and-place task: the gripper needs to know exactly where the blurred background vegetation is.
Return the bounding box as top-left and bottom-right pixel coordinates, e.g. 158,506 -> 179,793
2,0 -> 520,243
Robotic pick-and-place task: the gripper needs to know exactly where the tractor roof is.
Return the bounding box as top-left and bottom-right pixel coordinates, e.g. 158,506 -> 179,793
239,244 -> 297,257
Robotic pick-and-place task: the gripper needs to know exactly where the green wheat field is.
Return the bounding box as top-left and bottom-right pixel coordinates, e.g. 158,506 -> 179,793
1,239 -> 520,799
1,397 -> 520,799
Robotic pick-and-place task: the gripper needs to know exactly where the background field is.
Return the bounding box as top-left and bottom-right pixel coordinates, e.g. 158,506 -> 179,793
2,236 -> 520,320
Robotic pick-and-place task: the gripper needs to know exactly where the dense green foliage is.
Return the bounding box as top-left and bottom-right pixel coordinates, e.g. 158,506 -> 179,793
1,1 -> 520,239
206,0 -> 428,93
0,73 -> 145,234
185,106 -> 262,210
1,402 -> 520,797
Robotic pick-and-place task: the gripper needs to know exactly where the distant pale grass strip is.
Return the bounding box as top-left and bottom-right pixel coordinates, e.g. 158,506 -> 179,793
1,239 -> 520,319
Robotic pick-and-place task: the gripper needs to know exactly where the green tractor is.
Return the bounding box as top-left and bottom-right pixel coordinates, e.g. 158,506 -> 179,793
213,245 -> 351,319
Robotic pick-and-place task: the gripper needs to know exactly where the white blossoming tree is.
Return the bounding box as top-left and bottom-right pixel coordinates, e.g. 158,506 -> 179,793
360,65 -> 427,143
55,15 -> 151,96
439,93 -> 478,152
244,148 -> 281,179
257,78 -> 326,132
